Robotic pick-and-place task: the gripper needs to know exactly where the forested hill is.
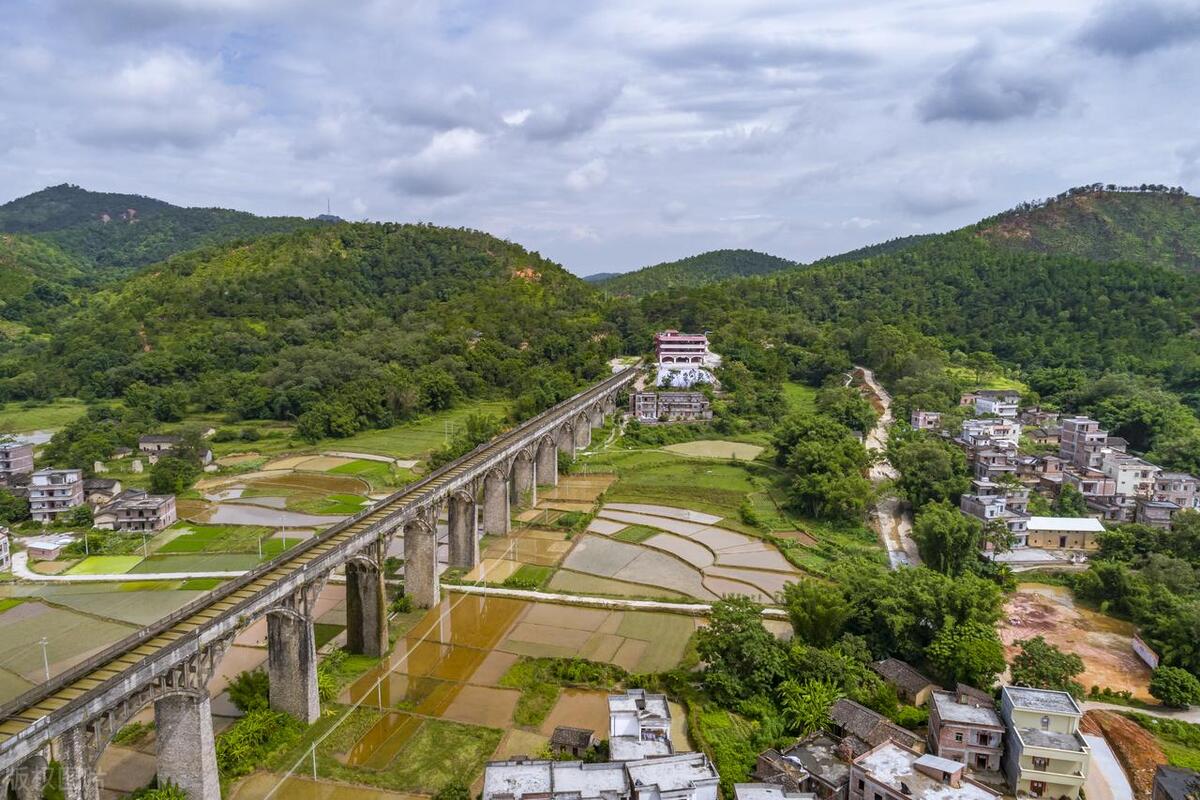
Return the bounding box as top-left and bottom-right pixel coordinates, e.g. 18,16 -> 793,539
812,233 -> 936,265
0,184 -> 322,276
974,185 -> 1200,271
594,248 -> 797,296
0,223 -> 618,436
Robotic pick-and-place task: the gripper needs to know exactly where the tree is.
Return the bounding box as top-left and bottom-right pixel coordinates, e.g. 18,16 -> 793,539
433,782 -> 473,800
1010,636 -> 1085,696
815,386 -> 877,433
149,456 -> 199,495
782,579 -> 852,648
1054,484 -> 1088,517
925,621 -> 1006,689
888,434 -> 970,512
912,502 -> 982,576
0,488 -> 30,524
777,679 -> 843,735
1149,666 -> 1200,708
65,504 -> 93,529
696,596 -> 786,704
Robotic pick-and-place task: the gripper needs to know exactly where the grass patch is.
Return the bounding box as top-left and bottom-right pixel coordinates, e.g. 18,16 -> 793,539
180,578 -> 224,591
157,524 -> 273,554
0,597 -> 26,613
112,721 -> 155,747
277,707 -> 502,793
945,366 -> 1028,392
288,492 -> 367,515
782,382 -> 819,415
315,623 -> 346,650
690,700 -> 761,798
1126,713 -> 1200,769
613,525 -> 658,544
127,553 -> 259,573
327,460 -> 417,490
0,398 -> 88,432
66,555 -> 144,575
501,564 -> 555,590
323,400 -> 510,460
499,657 -> 628,728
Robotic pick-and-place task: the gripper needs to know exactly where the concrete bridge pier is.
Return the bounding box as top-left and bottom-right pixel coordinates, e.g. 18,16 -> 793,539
574,417 -> 591,450
3,754 -> 48,800
403,519 -> 440,608
589,406 -> 604,429
57,727 -> 99,800
511,455 -> 536,509
345,558 -> 388,657
154,693 -> 220,800
447,494 -> 478,568
536,438 -> 558,487
556,425 -> 575,462
267,610 -> 320,724
482,470 -> 510,536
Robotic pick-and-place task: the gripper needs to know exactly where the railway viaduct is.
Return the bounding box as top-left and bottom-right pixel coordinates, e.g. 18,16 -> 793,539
0,365 -> 638,800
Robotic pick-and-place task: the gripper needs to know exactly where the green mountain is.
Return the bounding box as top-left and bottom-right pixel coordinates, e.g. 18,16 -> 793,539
594,248 -> 797,296
0,223 -> 615,435
813,234 -> 936,266
973,185 -> 1200,271
0,184 -> 322,277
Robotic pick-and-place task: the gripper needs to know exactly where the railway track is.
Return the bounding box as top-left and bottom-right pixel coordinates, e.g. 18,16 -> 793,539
0,364 -> 636,754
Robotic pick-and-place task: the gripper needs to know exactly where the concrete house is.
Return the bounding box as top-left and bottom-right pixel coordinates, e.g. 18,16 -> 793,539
973,390 -> 1020,419
609,689 -> 672,761
83,478 -> 123,507
829,699 -> 924,754
28,468 -> 84,524
483,753 -> 720,800
1000,687 -> 1089,800
961,419 -> 1022,450
630,392 -> 713,424
93,490 -> 177,533
871,659 -> 938,706
0,442 -> 34,484
960,480 -> 1030,544
735,785 -> 816,800
1024,517 -> 1104,551
1058,418 -> 1108,471
1137,499 -> 1180,529
928,690 -> 1004,773
754,733 -> 852,800
138,434 -> 183,454
849,742 -> 1000,800
1155,473 -> 1200,511
0,527 -> 10,572
911,411 -> 942,431
1099,451 -> 1160,499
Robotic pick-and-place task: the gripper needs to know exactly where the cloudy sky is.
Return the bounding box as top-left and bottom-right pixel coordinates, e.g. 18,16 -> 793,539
2,1 -> 1198,275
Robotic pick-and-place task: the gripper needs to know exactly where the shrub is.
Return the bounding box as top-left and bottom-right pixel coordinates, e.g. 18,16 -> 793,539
391,594 -> 413,613
227,669 -> 269,713
1151,666 -> 1200,708
215,709 -> 303,779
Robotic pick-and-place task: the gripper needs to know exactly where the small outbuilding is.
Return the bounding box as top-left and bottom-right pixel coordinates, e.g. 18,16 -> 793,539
549,726 -> 598,758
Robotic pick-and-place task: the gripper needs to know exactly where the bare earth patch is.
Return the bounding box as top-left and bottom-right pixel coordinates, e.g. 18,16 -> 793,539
662,440 -> 764,460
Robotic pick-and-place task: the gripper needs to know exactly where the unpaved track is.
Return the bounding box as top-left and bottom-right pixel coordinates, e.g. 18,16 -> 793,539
857,366 -> 920,568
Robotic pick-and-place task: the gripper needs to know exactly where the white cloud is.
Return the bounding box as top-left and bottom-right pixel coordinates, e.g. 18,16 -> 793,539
565,158 -> 609,191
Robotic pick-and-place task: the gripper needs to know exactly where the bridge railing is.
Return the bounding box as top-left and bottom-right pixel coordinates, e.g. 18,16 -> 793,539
0,364 -> 638,731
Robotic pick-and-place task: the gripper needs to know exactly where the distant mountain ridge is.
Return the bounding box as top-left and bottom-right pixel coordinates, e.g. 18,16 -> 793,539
0,184 -> 324,276
593,248 -> 798,296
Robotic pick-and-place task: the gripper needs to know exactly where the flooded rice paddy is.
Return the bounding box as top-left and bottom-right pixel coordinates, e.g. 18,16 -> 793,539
1000,583 -> 1152,698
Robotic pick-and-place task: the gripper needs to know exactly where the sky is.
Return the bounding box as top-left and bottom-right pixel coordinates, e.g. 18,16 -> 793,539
2,0 -> 1199,276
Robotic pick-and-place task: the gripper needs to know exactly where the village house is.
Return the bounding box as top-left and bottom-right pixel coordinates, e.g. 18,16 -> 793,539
829,699 -> 924,755
849,742 -> 1000,800
83,478 -> 123,507
1100,451 -> 1160,499
630,391 -> 713,424
1155,473 -> 1200,511
972,450 -> 1019,483
960,419 -> 1022,450
1136,499 -> 1179,530
0,527 -> 10,572
0,442 -> 34,484
609,689 -> 672,761
972,390 -> 1021,419
754,733 -> 852,800
734,784 -> 815,800
1058,417 -> 1109,471
28,468 -> 84,524
1018,407 -> 1060,427
482,753 -> 720,800
93,489 -> 177,532
959,480 -> 1030,545
1000,687 -> 1089,800
24,533 -> 76,561
1060,468 -> 1116,505
1153,766 -> 1200,800
550,727 -> 599,759
138,434 -> 182,454
1027,427 -> 1061,447
871,659 -> 938,706
1024,516 -> 1105,551
928,690 -> 1005,773
910,411 -> 942,431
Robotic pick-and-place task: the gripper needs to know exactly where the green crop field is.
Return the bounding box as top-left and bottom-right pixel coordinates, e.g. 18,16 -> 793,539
127,553 -> 260,573
0,399 -> 89,433
66,556 -> 144,575
782,382 -> 819,415
324,400 -> 510,458
157,524 -> 273,554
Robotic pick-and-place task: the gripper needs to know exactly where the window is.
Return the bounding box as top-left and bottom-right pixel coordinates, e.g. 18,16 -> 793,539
954,732 -> 963,742
1040,715 -> 1050,731
1030,781 -> 1046,797
1032,757 -> 1049,771
858,781 -> 864,791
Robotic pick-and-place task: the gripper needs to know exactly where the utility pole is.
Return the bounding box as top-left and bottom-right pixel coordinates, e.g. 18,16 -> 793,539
39,638 -> 50,681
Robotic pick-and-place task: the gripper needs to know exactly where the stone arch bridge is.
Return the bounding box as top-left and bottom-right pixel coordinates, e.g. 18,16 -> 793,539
0,365 -> 637,800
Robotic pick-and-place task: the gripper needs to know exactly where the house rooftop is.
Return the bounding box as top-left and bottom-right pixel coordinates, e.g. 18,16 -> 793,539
1003,686 -> 1081,715
854,742 -> 997,800
1160,472 -> 1197,481
625,753 -> 720,793
734,784 -> 815,800
777,733 -> 852,788
830,698 -> 923,751
1155,765 -> 1200,800
872,658 -> 936,695
139,434 -> 183,443
1025,516 -> 1105,533
483,760 -> 625,800
550,726 -> 596,750
930,691 -> 1002,728
1016,727 -> 1088,752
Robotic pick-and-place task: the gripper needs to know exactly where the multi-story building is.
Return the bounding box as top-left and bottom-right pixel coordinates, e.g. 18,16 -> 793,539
754,733 -> 851,800
960,480 -> 1030,545
483,753 -> 720,800
1059,418 -> 1109,471
1155,473 -> 1200,511
0,442 -> 34,484
928,690 -> 1005,773
1024,517 -> 1105,550
1000,687 -> 1089,800
630,392 -> 713,424
1099,451 -> 1160,499
28,468 -> 84,524
961,419 -> 1022,450
734,785 -> 816,800
1061,469 -> 1116,504
93,490 -> 177,533
1136,500 -> 1179,530
655,331 -> 712,367
609,689 -> 672,761
974,390 -> 1021,419
911,411 -> 942,431
0,527 -> 10,572
849,742 -> 999,800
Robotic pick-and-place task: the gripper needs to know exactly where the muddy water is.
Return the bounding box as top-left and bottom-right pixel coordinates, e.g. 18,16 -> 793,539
203,503 -> 346,527
1001,583 -> 1152,698
231,773 -> 421,800
344,712 -> 423,768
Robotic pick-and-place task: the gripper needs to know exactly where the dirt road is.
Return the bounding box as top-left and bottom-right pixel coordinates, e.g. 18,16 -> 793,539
857,366 -> 920,568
